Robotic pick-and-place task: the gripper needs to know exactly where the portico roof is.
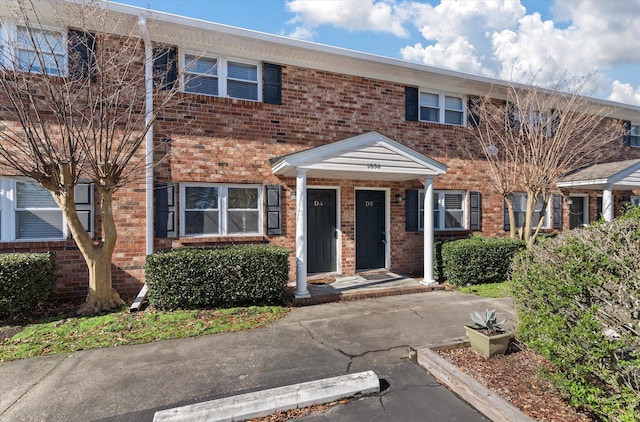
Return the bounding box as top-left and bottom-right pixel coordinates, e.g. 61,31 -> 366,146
557,159 -> 640,190
271,131 -> 448,181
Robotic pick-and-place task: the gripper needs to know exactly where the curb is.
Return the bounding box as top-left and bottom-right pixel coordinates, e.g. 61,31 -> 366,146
410,340 -> 535,422
153,370 -> 380,422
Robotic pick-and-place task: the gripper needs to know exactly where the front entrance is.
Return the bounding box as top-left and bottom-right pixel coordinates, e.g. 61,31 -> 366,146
355,190 -> 386,271
569,196 -> 587,229
307,189 -> 337,274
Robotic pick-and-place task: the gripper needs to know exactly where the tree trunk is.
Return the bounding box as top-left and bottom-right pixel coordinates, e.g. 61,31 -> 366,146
504,196 -> 517,239
76,186 -> 124,315
54,165 -> 124,315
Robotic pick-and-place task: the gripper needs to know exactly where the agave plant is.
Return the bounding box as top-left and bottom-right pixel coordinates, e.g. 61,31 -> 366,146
469,309 -> 506,334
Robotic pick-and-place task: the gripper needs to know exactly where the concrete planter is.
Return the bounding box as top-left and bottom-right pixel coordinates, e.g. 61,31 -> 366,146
465,326 -> 512,358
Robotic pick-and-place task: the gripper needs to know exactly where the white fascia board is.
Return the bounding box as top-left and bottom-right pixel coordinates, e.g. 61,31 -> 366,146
557,179 -> 609,188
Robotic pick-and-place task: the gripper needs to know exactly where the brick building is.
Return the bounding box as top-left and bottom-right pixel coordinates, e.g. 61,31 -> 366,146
1,1 -> 640,299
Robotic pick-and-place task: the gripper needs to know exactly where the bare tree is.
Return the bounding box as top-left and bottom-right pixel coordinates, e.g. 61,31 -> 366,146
468,77 -> 626,247
0,0 -> 183,314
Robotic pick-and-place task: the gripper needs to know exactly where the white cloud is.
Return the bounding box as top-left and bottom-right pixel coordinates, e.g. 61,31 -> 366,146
282,0 -> 640,100
285,0 -> 408,37
286,26 -> 316,40
608,81 -> 640,106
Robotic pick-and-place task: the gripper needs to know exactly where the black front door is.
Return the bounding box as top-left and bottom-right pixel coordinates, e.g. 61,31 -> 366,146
569,196 -> 585,229
307,189 -> 337,274
356,190 -> 386,270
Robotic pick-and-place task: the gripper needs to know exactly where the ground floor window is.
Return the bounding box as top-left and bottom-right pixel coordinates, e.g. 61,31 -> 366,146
181,184 -> 261,236
0,178 -> 92,241
418,190 -> 466,230
505,193 -> 549,229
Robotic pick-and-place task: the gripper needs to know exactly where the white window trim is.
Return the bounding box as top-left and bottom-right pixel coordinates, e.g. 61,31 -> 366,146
181,53 -> 261,101
0,178 -> 93,242
2,21 -> 67,76
419,90 -> 466,126
630,195 -> 640,206
510,192 -> 551,229
419,190 -> 467,231
180,183 -> 263,237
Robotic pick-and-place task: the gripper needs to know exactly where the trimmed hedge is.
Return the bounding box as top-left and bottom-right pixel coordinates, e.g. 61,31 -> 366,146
511,209 -> 640,421
0,252 -> 56,320
442,237 -> 525,286
145,245 -> 290,310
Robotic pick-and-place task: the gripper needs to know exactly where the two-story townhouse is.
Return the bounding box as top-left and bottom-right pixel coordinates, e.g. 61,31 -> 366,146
1,0 -> 640,300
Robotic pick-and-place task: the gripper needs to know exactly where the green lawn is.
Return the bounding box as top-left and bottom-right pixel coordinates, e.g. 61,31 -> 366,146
458,281 -> 512,298
0,306 -> 289,361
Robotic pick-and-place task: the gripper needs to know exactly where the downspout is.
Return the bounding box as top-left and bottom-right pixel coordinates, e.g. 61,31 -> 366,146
140,15 -> 154,256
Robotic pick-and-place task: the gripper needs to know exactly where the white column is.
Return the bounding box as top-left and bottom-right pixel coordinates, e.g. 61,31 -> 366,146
421,178 -> 438,286
140,15 -> 154,256
295,169 -> 310,298
603,184 -> 614,222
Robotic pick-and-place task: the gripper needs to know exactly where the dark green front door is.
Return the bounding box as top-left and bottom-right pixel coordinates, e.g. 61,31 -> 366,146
356,190 -> 386,271
569,196 -> 585,229
307,189 -> 337,274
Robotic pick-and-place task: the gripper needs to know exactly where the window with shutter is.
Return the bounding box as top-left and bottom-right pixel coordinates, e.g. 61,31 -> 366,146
181,184 -> 262,236
417,190 -> 467,231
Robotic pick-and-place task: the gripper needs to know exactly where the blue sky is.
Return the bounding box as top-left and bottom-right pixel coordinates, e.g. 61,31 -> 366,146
115,0 -> 640,106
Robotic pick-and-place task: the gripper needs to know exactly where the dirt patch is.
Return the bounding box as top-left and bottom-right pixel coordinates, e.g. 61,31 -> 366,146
438,344 -> 593,421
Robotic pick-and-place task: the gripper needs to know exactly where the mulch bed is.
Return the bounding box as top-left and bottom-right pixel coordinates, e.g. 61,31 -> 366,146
438,343 -> 594,421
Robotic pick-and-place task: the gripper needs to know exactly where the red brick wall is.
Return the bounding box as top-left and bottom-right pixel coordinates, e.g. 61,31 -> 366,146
3,61 -> 640,298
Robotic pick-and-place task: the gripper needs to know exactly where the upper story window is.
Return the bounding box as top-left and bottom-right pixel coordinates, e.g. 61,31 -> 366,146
628,125 -> 640,147
511,109 -> 553,137
181,183 -> 262,237
184,54 -> 218,96
16,25 -> 66,76
0,179 -> 92,241
419,91 -> 465,125
183,54 -> 260,101
418,190 -> 466,230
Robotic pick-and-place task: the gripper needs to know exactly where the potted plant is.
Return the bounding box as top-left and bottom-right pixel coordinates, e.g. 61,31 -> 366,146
465,309 -> 512,358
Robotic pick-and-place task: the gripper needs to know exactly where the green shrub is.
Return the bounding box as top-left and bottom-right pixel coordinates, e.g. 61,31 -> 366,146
145,245 -> 290,310
441,237 -> 524,286
511,208 -> 640,421
0,252 -> 56,320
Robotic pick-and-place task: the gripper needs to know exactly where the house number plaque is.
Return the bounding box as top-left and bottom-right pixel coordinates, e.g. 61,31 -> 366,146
367,163 -> 382,169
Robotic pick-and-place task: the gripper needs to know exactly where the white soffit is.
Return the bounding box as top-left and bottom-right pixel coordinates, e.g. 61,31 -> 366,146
271,132 -> 448,182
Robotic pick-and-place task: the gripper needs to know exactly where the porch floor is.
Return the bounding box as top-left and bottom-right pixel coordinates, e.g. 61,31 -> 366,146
291,272 -> 444,306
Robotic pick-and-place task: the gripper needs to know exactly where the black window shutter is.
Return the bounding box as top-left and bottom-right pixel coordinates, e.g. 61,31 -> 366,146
467,96 -> 480,128
503,197 -> 510,231
405,86 -> 418,122
263,63 -> 282,105
266,185 -> 282,235
153,45 -> 178,90
623,120 -> 632,146
552,194 -> 563,229
469,191 -> 481,231
155,183 -> 177,238
68,29 -> 96,82
74,183 -> 93,233
405,189 -> 418,232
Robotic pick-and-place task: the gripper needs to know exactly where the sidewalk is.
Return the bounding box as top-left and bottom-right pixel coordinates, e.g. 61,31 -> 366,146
1,291 -> 514,421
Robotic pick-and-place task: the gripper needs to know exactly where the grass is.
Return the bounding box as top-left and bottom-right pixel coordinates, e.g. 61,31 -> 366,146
458,281 -> 512,298
0,305 -> 289,362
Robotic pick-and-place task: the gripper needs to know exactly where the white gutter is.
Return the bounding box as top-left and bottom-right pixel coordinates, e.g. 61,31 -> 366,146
140,14 -> 154,256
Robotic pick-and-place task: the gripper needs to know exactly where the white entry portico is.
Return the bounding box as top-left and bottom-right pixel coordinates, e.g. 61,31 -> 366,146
558,159 -> 640,222
271,131 -> 448,298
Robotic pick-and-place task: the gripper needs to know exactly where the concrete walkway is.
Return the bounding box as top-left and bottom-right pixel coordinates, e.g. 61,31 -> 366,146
0,291 -> 514,421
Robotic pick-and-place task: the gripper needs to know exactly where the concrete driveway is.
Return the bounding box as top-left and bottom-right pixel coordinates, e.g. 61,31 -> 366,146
0,291 -> 514,421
